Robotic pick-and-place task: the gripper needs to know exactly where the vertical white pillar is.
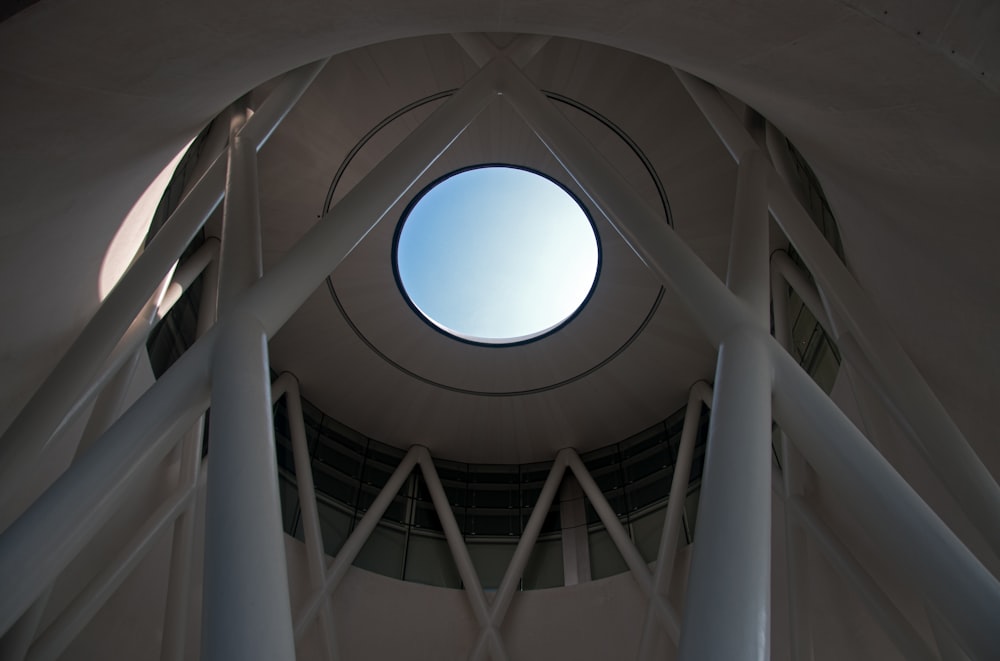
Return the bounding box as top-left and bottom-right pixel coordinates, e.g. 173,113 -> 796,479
0,59 -> 328,492
679,150 -> 772,661
161,249 -> 218,661
217,106 -> 262,315
770,264 -> 815,661
771,344 -> 1000,659
416,451 -> 507,661
282,375 -> 339,659
559,474 -> 591,586
202,106 -> 295,660
636,381 -> 710,661
202,319 -> 295,661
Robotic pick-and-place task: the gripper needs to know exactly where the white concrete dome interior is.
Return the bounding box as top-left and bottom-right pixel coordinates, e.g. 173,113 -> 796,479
0,3 -> 999,661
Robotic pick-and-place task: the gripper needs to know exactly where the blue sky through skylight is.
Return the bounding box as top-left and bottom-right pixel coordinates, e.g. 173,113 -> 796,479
396,166 -> 599,343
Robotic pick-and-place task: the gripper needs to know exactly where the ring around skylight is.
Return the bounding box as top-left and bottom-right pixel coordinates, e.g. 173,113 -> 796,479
394,165 -> 600,345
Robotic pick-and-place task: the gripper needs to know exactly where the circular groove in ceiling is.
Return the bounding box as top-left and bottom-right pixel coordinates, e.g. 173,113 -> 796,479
326,277 -> 665,397
324,89 -> 671,396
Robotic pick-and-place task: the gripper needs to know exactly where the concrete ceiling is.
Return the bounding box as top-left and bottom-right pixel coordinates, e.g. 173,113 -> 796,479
260,35 -> 735,462
0,1 -> 997,470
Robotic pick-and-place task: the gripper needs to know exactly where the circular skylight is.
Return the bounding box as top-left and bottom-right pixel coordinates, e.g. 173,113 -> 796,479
394,166 -> 600,345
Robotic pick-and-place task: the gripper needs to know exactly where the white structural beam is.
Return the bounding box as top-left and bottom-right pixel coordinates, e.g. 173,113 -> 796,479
216,104 -> 262,316
562,451 -> 682,641
160,240 -> 218,661
4,40 -> 999,661
770,250 -> 833,340
466,452 -> 569,661
201,109 -> 295,661
496,57 -> 754,343
240,58 -> 502,338
770,254 -> 817,661
674,68 -> 1000,557
0,55 -> 501,640
558,474 -> 590,586
25,480 -> 198,661
271,374 -> 338,660
494,55 -> 1000,659
682,333 -> 773,661
0,368 -> 209,637
636,381 -> 711,661
416,449 -> 508,661
202,319 -> 294,661
680,148 -> 773,661
294,445 -> 510,661
0,58 -> 329,498
771,346 -> 1000,660
294,447 -> 422,639
0,239 -> 217,661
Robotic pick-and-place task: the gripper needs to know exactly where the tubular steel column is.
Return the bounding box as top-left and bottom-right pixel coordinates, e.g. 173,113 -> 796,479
217,105 -> 261,315
494,55 -> 1000,657
0,58 -> 328,499
202,319 -> 295,661
467,453 -> 569,661
771,345 -> 1000,660
294,447 -> 422,640
676,67 -> 1000,557
636,381 -> 711,661
202,104 -> 295,660
416,449 -> 507,661
564,451 -> 681,640
680,150 -> 772,661
559,474 -> 591,586
160,244 -> 218,661
770,260 -> 815,661
274,374 -> 339,660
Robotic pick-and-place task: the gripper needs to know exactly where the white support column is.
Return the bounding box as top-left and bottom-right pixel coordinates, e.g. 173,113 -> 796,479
496,58 -> 756,344
26,481 -> 198,661
241,59 -> 502,337
679,334 -> 772,661
155,237 -> 220,321
79,236 -> 218,455
202,318 -> 295,661
0,371 -> 209,637
467,452 -> 569,661
680,149 -> 773,661
770,250 -> 833,339
294,447 -> 421,640
416,449 -> 508,661
4,49 -> 501,639
271,373 -> 339,660
563,451 -> 681,642
770,257 -> 816,661
675,67 -> 1000,557
771,345 -> 1000,660
636,381 -> 711,661
157,423 -> 205,661
217,104 -> 262,316
0,263 -> 171,661
160,241 -> 219,661
0,58 -> 328,495
202,100 -> 294,660
559,473 -> 591,586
